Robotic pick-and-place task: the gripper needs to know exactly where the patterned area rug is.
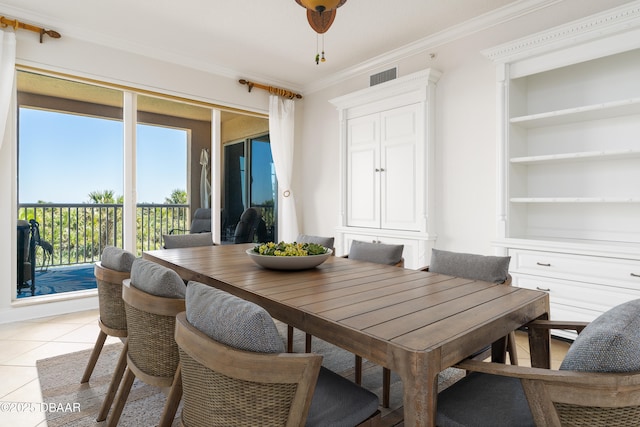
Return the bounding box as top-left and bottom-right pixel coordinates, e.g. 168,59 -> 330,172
37,322 -> 465,426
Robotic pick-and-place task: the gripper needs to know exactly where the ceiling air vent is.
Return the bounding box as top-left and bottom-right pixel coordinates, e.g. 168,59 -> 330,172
370,68 -> 397,86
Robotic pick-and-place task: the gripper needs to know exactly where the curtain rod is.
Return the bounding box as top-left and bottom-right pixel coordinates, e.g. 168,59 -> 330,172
239,79 -> 302,100
0,15 -> 61,43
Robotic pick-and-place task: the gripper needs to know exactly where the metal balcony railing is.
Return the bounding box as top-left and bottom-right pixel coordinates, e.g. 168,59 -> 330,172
18,203 -> 189,269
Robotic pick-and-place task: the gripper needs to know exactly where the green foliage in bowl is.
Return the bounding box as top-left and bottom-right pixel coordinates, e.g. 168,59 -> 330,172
253,241 -> 329,256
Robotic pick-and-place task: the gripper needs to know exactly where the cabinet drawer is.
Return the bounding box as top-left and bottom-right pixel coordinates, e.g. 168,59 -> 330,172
509,249 -> 640,288
514,274 -> 640,320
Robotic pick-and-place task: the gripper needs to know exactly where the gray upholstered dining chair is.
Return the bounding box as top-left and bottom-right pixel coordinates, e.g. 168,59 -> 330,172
428,248 -> 517,363
436,298 -> 640,427
296,234 -> 335,251
100,258 -> 186,427
338,240 -> 404,407
163,231 -> 214,249
174,282 -> 381,427
286,234 -> 336,353
81,246 -> 136,384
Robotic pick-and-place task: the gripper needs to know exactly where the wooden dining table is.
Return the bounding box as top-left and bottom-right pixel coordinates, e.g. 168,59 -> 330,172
143,244 -> 550,427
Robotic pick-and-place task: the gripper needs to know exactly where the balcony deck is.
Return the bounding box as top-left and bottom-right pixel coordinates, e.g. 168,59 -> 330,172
16,264 -> 96,299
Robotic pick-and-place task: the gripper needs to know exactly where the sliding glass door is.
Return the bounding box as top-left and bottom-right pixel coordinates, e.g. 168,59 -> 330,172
222,134 -> 277,243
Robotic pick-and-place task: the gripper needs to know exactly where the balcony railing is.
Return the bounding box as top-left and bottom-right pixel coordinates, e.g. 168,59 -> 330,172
18,203 -> 189,269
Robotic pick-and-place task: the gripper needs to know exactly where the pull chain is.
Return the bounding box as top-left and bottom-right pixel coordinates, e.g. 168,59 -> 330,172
315,33 -> 326,65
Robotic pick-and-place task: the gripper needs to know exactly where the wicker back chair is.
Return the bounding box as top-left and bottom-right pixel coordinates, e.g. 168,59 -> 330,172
437,299 -> 640,427
175,312 -> 323,426
175,280 -> 381,427
81,261 -> 131,384
104,277 -> 186,427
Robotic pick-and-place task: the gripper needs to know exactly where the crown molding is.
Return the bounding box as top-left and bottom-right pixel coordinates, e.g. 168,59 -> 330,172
482,0 -> 640,63
302,0 -> 562,94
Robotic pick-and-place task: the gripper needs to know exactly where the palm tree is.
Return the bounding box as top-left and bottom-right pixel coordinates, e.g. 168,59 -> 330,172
87,189 -> 123,254
165,189 -> 187,205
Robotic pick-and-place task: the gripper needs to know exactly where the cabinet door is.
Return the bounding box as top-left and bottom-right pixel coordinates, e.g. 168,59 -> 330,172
347,114 -> 380,228
380,104 -> 421,231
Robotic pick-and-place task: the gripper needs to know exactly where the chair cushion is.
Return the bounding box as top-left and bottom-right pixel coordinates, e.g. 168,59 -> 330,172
185,282 -> 284,353
306,367 -> 379,427
560,298 -> 640,373
437,372 -> 534,427
130,258 -> 186,298
296,234 -> 335,249
163,232 -> 214,249
190,208 -> 211,233
101,246 -> 136,273
348,240 -> 403,265
429,248 -> 511,284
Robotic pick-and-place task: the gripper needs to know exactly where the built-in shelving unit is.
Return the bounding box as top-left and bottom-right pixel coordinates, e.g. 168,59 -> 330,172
484,2 -> 640,337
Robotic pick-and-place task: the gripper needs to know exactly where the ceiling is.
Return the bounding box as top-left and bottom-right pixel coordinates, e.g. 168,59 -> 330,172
1,0 -> 528,91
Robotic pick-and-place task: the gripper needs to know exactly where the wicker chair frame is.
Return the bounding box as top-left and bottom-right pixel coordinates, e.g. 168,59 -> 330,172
81,262 -> 129,384
175,312 -> 323,427
451,319 -> 640,427
103,279 -> 185,427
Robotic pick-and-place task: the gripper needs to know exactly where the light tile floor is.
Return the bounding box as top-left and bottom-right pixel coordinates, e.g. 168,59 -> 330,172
0,309 -> 572,427
0,309 -> 119,427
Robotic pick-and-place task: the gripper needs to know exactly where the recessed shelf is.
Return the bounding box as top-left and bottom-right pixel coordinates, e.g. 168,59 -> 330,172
510,197 -> 640,203
510,149 -> 640,165
510,98 -> 640,128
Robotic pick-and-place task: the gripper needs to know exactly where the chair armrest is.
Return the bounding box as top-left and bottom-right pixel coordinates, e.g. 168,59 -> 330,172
454,359 -> 632,385
526,319 -> 588,334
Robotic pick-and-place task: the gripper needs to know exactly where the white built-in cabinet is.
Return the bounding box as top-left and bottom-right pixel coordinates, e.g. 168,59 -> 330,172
330,69 -> 440,269
484,2 -> 640,338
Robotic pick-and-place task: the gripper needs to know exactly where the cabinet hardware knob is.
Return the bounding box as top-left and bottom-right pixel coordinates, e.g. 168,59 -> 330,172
375,168 -> 380,172
631,273 -> 640,278
536,287 -> 551,292
380,168 -> 385,172
536,262 -> 551,267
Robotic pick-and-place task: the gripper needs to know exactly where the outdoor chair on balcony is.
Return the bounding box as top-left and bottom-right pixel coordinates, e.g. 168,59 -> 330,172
169,207 -> 211,235
16,220 -> 35,296
172,282 -> 381,427
100,259 -> 186,427
232,207 -> 267,244
436,298 -> 640,427
16,219 -> 50,295
81,246 -> 136,385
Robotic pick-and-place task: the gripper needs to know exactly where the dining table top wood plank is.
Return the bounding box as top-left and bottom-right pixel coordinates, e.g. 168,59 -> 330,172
335,280 -> 499,328
392,287 -> 548,349
244,268 -> 414,297
357,284 -> 518,340
294,275 -> 469,315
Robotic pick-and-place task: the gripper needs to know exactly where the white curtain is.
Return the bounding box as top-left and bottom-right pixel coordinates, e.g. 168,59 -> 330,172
269,95 -> 299,242
0,29 -> 16,151
200,148 -> 211,208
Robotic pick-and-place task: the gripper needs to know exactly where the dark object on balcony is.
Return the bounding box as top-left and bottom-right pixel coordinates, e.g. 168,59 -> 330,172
189,208 -> 211,233
170,208 -> 211,235
16,219 -> 43,296
233,207 -> 267,243
17,220 -> 36,296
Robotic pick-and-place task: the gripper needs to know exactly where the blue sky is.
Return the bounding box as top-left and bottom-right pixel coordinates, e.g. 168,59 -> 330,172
19,108 -> 187,204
